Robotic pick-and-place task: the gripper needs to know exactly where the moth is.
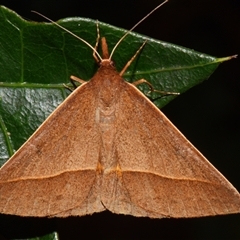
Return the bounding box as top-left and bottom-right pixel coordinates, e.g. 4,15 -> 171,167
0,0 -> 239,218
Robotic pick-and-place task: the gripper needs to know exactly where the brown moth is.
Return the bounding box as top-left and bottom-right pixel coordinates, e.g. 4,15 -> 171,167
0,1 -> 240,218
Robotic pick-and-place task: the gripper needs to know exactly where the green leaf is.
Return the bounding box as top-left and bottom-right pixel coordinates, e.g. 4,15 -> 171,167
0,5 -> 234,164
12,232 -> 59,240
28,232 -> 59,240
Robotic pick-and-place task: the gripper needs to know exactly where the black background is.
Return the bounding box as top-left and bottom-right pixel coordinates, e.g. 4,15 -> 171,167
0,0 -> 239,239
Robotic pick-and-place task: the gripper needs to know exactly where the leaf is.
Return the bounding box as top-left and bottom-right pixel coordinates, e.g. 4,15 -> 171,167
12,232 -> 59,240
0,5 -> 234,165
29,232 -> 59,240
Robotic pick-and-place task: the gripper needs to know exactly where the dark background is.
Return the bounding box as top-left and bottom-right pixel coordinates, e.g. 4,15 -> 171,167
0,0 -> 239,239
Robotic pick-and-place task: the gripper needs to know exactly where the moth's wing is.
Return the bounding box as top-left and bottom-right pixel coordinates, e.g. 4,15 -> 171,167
0,82 -> 104,217
102,82 -> 240,218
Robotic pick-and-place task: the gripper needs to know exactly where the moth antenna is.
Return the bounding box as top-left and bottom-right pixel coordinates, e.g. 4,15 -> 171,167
109,0 -> 168,60
31,11 -> 103,61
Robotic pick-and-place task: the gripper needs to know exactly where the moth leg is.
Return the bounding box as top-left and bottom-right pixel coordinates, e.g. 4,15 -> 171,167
70,75 -> 87,85
63,83 -> 74,92
119,41 -> 147,76
63,76 -> 87,92
93,21 -> 101,63
133,79 -> 180,96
